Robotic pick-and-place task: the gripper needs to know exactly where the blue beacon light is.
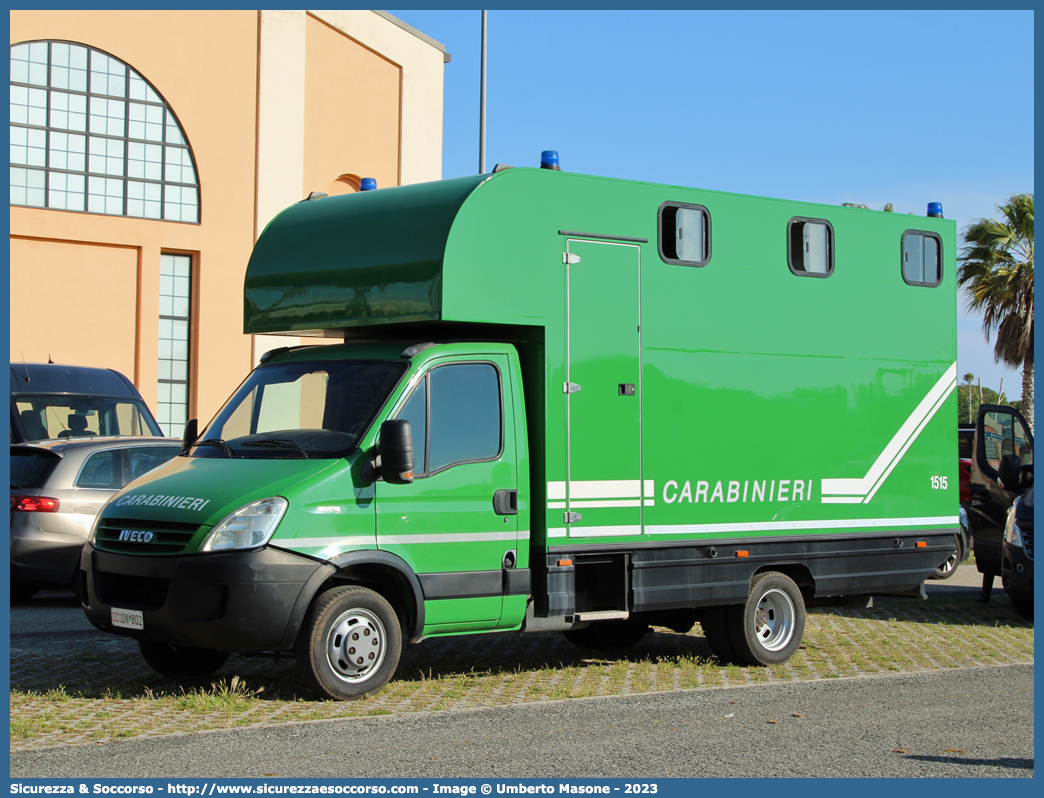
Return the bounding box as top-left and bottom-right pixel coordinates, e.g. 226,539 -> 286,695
927,202 -> 943,218
360,178 -> 377,191
540,151 -> 561,171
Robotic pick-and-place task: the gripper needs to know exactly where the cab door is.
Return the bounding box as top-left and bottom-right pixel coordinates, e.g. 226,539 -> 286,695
376,356 -> 518,632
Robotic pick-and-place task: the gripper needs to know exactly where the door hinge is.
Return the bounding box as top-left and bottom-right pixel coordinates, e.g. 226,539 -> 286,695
565,511 -> 582,524
563,382 -> 581,394
563,253 -> 581,265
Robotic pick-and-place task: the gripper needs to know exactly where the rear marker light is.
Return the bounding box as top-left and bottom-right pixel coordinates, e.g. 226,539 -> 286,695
557,559 -> 573,567
736,550 -> 749,558
916,541 -> 927,548
11,496 -> 60,512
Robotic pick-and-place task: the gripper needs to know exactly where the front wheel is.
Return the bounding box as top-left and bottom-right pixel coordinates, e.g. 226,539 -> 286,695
138,641 -> 230,679
728,571 -> 806,666
929,534 -> 962,580
296,585 -> 402,700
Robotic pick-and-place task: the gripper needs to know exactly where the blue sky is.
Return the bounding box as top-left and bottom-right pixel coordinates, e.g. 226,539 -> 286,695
388,9 -> 1034,402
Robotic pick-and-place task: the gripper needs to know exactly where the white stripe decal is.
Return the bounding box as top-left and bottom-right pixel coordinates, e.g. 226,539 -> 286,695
275,530 -> 530,551
568,499 -> 643,508
547,479 -> 655,500
643,516 -> 958,535
549,516 -> 956,541
568,525 -> 642,538
274,536 -> 376,549
821,363 -> 957,501
379,531 -> 520,545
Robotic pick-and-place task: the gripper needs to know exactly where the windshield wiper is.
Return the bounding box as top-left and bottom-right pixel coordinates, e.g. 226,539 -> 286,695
240,438 -> 308,458
194,438 -> 233,457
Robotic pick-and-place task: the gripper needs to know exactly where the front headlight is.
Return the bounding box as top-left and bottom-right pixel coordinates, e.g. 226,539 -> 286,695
200,497 -> 288,552
1003,501 -> 1023,548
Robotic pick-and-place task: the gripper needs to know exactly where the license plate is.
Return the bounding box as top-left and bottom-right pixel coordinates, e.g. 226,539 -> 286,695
111,607 -> 144,630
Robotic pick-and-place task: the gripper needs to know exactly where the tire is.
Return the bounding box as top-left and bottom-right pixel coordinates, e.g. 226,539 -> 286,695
728,571 -> 806,666
563,619 -> 648,650
10,582 -> 39,601
138,640 -> 230,679
700,606 -> 741,664
929,534 -> 962,580
295,585 -> 401,700
1011,598 -> 1033,620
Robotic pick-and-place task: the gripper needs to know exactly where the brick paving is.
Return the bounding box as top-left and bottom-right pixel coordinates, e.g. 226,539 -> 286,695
10,595 -> 1034,752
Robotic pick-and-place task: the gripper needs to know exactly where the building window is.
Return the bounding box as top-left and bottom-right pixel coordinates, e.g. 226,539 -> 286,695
787,217 -> 834,277
901,231 -> 942,287
158,253 -> 192,436
658,202 -> 711,267
10,41 -> 199,222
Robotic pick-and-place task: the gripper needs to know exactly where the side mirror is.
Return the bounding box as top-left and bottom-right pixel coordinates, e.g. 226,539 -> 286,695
182,418 -> 198,454
378,419 -> 414,484
999,454 -> 1022,491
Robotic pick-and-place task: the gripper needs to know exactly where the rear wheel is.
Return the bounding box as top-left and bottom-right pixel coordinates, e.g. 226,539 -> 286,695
728,571 -> 806,666
296,585 -> 401,700
138,641 -> 230,679
929,534 -> 962,580
562,618 -> 648,650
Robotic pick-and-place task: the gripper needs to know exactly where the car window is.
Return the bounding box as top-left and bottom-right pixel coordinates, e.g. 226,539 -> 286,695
10,448 -> 61,489
76,450 -> 122,489
125,446 -> 179,483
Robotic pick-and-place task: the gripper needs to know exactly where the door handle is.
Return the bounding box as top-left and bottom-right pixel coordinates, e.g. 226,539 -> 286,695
493,489 -> 518,515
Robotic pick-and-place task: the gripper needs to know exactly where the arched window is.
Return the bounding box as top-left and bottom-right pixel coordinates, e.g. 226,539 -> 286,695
10,41 -> 199,223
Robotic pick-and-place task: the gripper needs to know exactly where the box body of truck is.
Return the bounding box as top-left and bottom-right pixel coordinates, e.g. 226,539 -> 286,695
81,166 -> 959,697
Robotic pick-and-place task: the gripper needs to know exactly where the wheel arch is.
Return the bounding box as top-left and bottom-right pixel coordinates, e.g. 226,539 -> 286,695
752,563 -> 815,597
321,550 -> 426,644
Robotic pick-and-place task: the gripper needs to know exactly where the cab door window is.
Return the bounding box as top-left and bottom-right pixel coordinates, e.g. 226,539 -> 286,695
396,363 -> 502,476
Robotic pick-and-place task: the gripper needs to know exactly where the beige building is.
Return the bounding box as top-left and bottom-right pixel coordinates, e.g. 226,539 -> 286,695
9,10 -> 447,435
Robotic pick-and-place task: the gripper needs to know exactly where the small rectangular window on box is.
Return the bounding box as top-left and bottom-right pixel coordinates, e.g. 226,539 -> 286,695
788,217 -> 833,277
658,202 -> 711,267
902,231 -> 942,287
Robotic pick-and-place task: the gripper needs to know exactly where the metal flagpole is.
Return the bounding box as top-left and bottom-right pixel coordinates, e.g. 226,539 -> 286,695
479,10 -> 487,174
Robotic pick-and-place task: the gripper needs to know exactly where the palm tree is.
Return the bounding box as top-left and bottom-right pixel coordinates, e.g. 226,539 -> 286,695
958,193 -> 1034,429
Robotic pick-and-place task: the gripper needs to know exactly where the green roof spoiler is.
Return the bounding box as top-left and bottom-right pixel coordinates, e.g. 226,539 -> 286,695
244,173 -> 490,335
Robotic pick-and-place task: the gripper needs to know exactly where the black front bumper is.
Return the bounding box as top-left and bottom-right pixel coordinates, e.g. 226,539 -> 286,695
1001,541 -> 1034,601
81,544 -> 335,653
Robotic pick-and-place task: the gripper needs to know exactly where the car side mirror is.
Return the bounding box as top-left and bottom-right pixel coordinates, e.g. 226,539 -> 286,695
182,418 -> 198,454
378,419 -> 414,484
999,454 -> 1022,491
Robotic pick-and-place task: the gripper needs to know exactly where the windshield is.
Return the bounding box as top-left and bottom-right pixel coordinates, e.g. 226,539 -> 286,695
194,359 -> 407,459
13,395 -> 162,442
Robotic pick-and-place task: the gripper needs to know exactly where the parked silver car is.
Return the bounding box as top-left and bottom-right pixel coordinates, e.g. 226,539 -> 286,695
10,437 -> 181,599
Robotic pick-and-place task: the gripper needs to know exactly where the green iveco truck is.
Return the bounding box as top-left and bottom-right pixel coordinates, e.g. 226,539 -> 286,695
82,155 -> 960,699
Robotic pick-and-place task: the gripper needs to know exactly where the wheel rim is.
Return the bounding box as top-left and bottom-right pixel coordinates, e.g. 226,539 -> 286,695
938,535 -> 960,575
938,551 -> 958,575
326,608 -> 387,684
752,588 -> 796,652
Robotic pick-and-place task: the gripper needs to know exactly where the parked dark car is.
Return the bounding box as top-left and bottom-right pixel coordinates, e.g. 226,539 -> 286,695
1001,488 -> 1033,619
11,362 -> 162,444
10,437 -> 180,598
967,404 -> 1033,611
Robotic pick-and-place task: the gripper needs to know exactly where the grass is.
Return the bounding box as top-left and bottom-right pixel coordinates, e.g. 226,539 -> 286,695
10,595 -> 1033,751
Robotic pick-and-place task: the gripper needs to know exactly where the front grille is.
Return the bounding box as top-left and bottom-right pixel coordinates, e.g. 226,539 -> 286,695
95,571 -> 170,611
94,518 -> 201,555
1021,525 -> 1033,560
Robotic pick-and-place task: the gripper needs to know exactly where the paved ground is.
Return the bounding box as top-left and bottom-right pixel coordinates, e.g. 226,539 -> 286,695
9,563 -> 1033,758
10,663 -> 1034,778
